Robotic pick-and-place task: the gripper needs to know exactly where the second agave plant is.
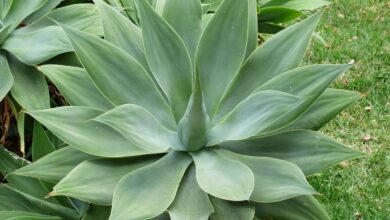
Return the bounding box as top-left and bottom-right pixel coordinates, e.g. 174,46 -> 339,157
15,0 -> 363,219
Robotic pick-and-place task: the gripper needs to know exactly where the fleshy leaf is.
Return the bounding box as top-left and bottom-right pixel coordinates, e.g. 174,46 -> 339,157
0,52 -> 13,101
168,165 -> 214,220
93,0 -> 150,72
263,0 -> 332,11
14,146 -> 96,183
191,149 -> 254,201
23,0 -> 62,24
177,73 -> 210,151
53,156 -> 160,205
162,0 -> 202,60
39,65 -> 113,111
94,104 -> 181,152
258,6 -> 303,23
110,152 -> 192,220
255,195 -> 331,220
209,197 -> 254,220
196,0 -> 249,116
2,0 -> 47,31
245,0 -> 258,58
215,13 -> 321,120
58,23 -> 176,129
287,89 -> 360,130
32,122 -> 56,161
27,107 -> 149,157
221,130 -> 364,175
208,90 -> 304,146
219,149 -> 317,203
138,0 -> 193,121
9,55 -> 49,110
0,185 -> 79,220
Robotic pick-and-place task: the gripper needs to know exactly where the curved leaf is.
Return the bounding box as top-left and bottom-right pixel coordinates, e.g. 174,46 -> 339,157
3,0 -> 47,31
93,0 -> 150,72
221,130 -> 364,175
7,216 -> 61,220
8,55 -> 49,110
168,165 -> 214,220
27,107 -> 150,157
138,0 -> 193,120
245,0 -> 258,58
59,23 -> 176,129
23,0 -> 62,24
177,73 -> 210,151
216,13 -> 321,120
94,104 -> 181,152
287,89 -> 360,130
0,53 -> 13,101
53,156 -> 160,205
258,6 -> 303,23
32,122 -> 56,161
19,4 -> 103,36
162,0 -> 202,60
255,195 -> 331,220
14,146 -> 95,183
208,90 -> 304,146
191,149 -> 254,201
110,152 -> 192,220
196,0 -> 248,115
219,149 -> 316,203
209,197 -> 254,220
0,211 -> 59,220
3,27 -> 71,65
39,65 -> 113,111
0,185 -> 78,220
263,0 -> 332,11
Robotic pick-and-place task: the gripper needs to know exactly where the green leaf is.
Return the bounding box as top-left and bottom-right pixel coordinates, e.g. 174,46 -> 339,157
191,149 -> 254,201
0,0 -> 12,19
0,185 -> 79,220
216,13 -> 321,120
0,24 -> 11,44
177,73 -> 210,151
0,146 -> 51,200
162,0 -> 202,60
0,211 -> 59,220
221,130 -> 364,176
208,90 -> 304,146
39,65 -> 113,111
0,52 -> 13,101
32,122 -> 56,161
93,0 -> 150,72
110,152 -> 192,220
245,0 -> 258,58
95,104 -> 181,152
8,55 -> 49,110
15,146 -> 96,183
53,156 -> 160,205
219,149 -> 316,203
2,0 -> 47,31
255,195 -> 331,220
209,197 -> 254,220
27,107 -> 149,157
138,0 -> 193,120
258,22 -> 284,34
19,4 -> 103,36
7,216 -> 61,220
59,23 -> 176,129
168,165 -> 214,220
258,6 -> 303,23
263,0 -> 332,11
287,89 -> 361,130
3,26 -> 71,65
82,205 -> 111,220
196,0 -> 248,116
23,0 -> 62,24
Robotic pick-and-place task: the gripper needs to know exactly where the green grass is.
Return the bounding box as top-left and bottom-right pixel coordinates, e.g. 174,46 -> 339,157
303,0 -> 390,219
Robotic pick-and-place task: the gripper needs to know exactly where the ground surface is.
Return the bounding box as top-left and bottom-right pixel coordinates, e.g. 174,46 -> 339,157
303,0 -> 389,219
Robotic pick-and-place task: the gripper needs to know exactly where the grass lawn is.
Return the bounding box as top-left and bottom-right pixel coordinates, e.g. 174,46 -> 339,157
303,0 -> 389,219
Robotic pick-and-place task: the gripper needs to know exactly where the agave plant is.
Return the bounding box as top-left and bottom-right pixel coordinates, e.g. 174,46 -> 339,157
14,0 -> 363,219
0,0 -> 102,110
